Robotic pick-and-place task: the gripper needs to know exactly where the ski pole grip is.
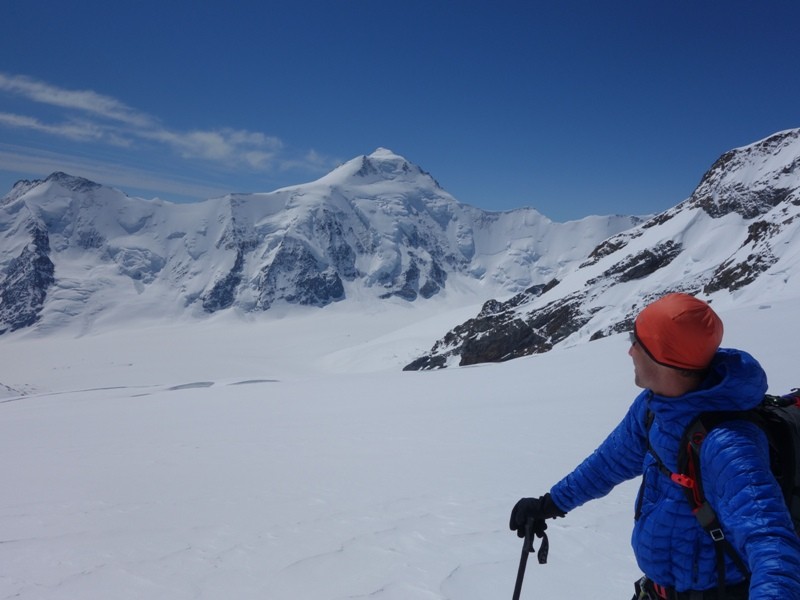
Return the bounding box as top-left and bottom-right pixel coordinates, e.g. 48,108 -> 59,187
523,517 -> 536,553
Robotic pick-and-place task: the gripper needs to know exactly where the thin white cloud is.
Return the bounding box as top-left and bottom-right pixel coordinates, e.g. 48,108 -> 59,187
0,72 -> 343,199
0,72 -> 155,128
242,151 -> 276,170
143,127 -> 284,166
0,111 -> 132,146
0,144 -> 231,200
278,148 -> 340,173
0,72 -> 303,174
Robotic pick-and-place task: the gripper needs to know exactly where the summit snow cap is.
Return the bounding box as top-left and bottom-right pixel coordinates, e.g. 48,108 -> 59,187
634,293 -> 723,370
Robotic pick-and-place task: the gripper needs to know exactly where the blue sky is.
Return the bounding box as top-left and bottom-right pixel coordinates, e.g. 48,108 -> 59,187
1,1 -> 798,221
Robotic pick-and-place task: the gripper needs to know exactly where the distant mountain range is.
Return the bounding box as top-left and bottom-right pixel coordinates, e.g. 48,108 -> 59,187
405,128 -> 800,369
0,148 -> 638,335
3,130 -> 798,368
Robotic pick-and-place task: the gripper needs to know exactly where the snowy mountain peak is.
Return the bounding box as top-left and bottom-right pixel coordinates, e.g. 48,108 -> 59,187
0,154 -> 638,335
688,128 -> 800,218
44,171 -> 103,194
2,172 -> 105,206
2,179 -> 38,206
319,148 -> 437,189
369,147 -> 405,161
359,147 -> 420,177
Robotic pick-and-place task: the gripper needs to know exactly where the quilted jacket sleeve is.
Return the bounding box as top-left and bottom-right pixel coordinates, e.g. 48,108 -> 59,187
702,420 -> 800,598
550,392 -> 649,513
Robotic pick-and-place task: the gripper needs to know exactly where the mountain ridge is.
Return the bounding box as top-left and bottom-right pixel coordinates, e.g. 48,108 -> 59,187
0,149 -> 639,335
405,128 -> 800,369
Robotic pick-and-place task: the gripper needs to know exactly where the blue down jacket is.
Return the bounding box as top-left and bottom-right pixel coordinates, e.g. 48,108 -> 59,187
549,348 -> 800,597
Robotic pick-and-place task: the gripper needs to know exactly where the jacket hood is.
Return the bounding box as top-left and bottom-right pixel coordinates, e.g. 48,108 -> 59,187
647,348 -> 767,424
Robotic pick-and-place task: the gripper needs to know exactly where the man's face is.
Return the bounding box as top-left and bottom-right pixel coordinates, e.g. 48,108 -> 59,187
629,334 -> 662,390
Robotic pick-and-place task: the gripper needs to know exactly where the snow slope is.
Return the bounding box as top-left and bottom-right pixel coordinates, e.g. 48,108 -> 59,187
1,297 -> 798,599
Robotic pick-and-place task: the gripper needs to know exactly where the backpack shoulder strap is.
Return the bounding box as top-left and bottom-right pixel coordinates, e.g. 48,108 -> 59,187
645,408 -> 751,592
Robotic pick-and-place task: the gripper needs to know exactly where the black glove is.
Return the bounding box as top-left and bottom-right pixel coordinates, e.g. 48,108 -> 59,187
509,493 -> 566,538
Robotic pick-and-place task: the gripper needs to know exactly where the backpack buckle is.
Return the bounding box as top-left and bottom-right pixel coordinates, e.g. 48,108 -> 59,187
670,473 -> 694,488
709,527 -> 725,542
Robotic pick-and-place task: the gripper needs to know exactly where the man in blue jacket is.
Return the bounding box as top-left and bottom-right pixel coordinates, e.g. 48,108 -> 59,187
509,293 -> 800,599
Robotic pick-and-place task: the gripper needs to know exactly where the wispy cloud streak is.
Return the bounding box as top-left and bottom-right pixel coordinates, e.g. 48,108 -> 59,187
0,111 -> 105,141
0,73 -> 155,128
0,143 -> 233,200
0,72 -> 333,175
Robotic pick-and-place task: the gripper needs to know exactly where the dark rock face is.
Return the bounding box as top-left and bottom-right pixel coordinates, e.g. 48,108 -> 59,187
312,208 -> 359,281
587,241 -> 682,285
403,283 -> 572,370
379,257 -> 447,301
0,223 -> 55,333
420,260 -> 446,299
703,220 -> 782,294
689,129 -> 800,219
404,290 -> 599,370
406,313 -> 547,370
460,317 -> 547,366
202,249 -> 246,312
76,228 -> 105,249
704,252 -> 777,294
255,237 -> 345,309
581,236 -> 634,268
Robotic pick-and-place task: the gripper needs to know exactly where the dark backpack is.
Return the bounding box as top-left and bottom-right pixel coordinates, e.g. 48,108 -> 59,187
646,389 -> 800,595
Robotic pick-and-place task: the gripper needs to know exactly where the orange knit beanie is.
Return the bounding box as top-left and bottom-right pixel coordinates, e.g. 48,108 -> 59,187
633,293 -> 723,370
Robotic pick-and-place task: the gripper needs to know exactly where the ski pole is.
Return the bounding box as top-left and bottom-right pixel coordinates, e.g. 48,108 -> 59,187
512,518 -> 549,600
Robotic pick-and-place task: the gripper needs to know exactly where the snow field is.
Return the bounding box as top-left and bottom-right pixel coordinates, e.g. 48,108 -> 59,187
0,299 -> 797,599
